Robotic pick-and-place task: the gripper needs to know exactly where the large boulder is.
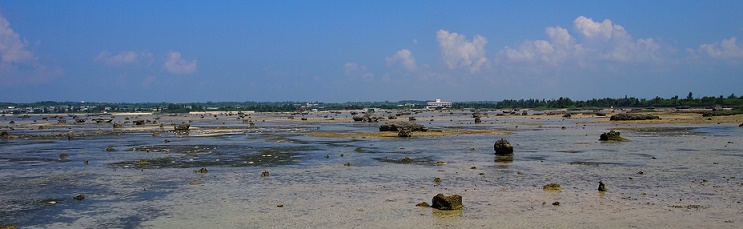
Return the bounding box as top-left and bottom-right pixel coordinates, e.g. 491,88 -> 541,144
599,130 -> 629,142
609,113 -> 660,121
493,139 -> 513,155
431,193 -> 463,210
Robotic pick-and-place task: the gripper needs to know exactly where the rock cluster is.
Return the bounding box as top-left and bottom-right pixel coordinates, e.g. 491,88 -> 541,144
599,130 -> 630,142
379,122 -> 428,132
431,193 -> 463,210
353,113 -> 379,122
609,113 -> 660,121
493,139 -> 513,155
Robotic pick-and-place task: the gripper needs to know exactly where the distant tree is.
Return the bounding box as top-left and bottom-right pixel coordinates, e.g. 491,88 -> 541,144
686,92 -> 694,101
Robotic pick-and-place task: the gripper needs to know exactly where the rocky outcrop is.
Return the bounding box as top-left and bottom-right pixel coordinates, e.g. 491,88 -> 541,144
379,122 -> 428,132
352,113 -> 378,122
609,113 -> 660,121
599,130 -> 630,142
174,123 -> 190,131
493,139 -> 513,155
431,193 -> 463,210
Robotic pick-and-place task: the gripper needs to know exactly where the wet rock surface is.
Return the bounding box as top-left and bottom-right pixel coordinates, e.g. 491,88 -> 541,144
431,193 -> 463,210
610,113 -> 660,121
599,130 -> 630,142
493,139 -> 514,155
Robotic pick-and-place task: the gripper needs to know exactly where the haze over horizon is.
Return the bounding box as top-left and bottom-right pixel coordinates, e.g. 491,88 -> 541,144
1,1 -> 742,103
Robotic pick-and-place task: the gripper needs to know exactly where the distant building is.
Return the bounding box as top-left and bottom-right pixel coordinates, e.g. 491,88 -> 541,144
427,99 -> 452,108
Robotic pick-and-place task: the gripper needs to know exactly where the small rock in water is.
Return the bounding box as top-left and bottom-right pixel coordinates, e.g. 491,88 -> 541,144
73,194 -> 85,201
59,153 -> 69,160
598,181 -> 608,192
493,139 -> 514,155
543,183 -> 563,191
415,202 -> 430,207
431,193 -> 463,210
106,146 -> 116,151
194,168 -> 208,173
261,170 -> 270,177
433,177 -> 442,183
552,201 -> 560,206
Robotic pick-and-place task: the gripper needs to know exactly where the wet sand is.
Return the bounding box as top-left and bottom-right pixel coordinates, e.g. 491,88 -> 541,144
1,110 -> 742,228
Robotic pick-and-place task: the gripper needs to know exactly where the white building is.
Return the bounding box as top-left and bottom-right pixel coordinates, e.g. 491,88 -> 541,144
427,99 -> 452,108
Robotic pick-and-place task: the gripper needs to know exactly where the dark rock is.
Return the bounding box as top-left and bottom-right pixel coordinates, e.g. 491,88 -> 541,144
174,123 -> 190,131
261,170 -> 269,177
598,181 -> 607,192
59,153 -> 69,160
599,130 -> 630,142
134,120 -> 145,125
431,193 -> 463,210
474,117 -> 482,124
415,202 -> 430,207
400,157 -> 412,163
112,123 -> 123,128
73,194 -> 85,201
563,113 -> 572,118
739,123 -> 743,127
433,177 -> 442,183
609,113 -> 660,121
493,139 -> 513,155
106,146 -> 116,151
194,168 -> 208,173
0,131 -> 9,139
552,201 -> 560,206
379,122 -> 428,132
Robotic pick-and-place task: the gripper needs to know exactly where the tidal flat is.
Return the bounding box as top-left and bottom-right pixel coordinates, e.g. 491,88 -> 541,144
1,110 -> 742,228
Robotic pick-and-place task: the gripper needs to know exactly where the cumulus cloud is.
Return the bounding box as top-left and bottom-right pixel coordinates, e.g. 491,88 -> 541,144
436,30 -> 488,73
0,14 -> 59,85
0,15 -> 35,64
385,49 -> 417,72
498,16 -> 660,65
163,51 -> 197,74
95,50 -> 153,66
697,37 -> 743,59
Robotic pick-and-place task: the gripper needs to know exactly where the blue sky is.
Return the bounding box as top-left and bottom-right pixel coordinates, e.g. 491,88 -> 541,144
1,1 -> 742,103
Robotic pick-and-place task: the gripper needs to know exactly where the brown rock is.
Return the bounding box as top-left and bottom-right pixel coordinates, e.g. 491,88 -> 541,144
431,193 -> 463,210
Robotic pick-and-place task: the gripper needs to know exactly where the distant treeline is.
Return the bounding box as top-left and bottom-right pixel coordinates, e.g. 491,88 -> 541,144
2,93 -> 742,114
454,93 -> 743,110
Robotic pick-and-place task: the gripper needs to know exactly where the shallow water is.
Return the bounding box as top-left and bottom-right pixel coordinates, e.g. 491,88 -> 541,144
1,112 -> 742,228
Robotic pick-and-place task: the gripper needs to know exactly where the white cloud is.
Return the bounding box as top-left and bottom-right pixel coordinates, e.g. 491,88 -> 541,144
697,37 -> 743,59
0,15 -> 35,64
0,14 -> 59,85
573,16 -> 659,62
498,16 -> 660,65
436,30 -> 488,73
344,62 -> 373,79
385,49 -> 417,72
163,51 -> 197,74
95,50 -> 153,66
